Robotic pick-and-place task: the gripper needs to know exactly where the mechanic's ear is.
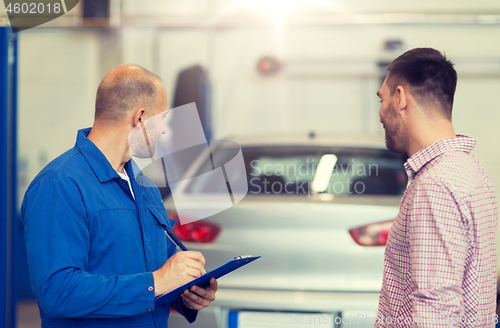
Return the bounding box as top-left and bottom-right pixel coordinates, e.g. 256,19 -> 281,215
133,108 -> 146,127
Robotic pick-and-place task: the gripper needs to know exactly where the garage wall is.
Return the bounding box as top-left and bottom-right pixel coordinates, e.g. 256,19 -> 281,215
17,30 -> 99,203
121,25 -> 500,146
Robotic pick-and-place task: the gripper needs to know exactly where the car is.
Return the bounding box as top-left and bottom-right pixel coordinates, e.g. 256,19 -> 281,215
161,134 -> 408,328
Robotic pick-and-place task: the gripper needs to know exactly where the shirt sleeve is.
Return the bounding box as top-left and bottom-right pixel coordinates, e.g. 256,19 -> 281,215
170,299 -> 198,323
408,177 -> 467,327
21,177 -> 156,319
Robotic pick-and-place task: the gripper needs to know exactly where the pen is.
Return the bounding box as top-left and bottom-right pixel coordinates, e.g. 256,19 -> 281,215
165,228 -> 188,251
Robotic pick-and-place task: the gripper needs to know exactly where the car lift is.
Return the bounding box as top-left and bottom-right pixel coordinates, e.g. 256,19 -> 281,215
0,25 -> 18,328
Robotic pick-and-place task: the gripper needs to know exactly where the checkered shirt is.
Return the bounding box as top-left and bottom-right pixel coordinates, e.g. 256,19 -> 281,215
376,135 -> 498,328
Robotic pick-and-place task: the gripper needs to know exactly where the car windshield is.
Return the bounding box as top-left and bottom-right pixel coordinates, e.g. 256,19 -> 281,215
183,145 -> 408,196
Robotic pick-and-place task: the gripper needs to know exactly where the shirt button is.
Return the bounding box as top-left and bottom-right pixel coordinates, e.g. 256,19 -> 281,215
136,178 -> 140,183
122,182 -> 126,186
148,308 -> 152,312
148,286 -> 153,292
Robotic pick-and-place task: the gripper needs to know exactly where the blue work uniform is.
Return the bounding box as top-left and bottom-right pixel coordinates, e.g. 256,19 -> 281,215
21,128 -> 197,327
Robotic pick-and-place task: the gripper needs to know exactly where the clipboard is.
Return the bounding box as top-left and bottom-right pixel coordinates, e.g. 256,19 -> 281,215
154,255 -> 260,307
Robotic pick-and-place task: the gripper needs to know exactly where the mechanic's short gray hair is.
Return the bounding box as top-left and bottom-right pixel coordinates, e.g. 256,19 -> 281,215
95,65 -> 162,122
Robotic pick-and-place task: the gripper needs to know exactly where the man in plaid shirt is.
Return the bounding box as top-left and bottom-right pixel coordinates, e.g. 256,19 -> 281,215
376,48 -> 498,327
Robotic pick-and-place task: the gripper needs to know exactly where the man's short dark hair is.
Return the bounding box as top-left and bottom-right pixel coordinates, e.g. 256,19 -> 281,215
387,48 -> 457,119
95,65 -> 162,122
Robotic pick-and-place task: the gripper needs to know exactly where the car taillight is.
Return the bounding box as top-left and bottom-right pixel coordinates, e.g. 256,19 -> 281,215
167,212 -> 221,243
348,220 -> 393,246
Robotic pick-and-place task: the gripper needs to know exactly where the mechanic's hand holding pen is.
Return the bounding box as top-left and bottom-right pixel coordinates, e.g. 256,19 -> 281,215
165,229 -> 206,274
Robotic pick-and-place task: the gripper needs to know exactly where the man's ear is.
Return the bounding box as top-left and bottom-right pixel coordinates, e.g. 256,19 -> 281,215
395,86 -> 408,114
132,108 -> 146,127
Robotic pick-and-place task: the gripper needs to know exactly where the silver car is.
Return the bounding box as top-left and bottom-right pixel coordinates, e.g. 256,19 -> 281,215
163,134 -> 408,328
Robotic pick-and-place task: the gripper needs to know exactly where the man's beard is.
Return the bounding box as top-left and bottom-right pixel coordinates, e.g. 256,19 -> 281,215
385,123 -> 401,153
384,104 -> 406,154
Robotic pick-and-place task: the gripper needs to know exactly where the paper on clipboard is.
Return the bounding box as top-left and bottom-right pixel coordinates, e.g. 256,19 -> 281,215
154,256 -> 260,307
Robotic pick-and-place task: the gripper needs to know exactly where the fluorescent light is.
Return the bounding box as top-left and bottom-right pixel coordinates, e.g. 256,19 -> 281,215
311,154 -> 337,193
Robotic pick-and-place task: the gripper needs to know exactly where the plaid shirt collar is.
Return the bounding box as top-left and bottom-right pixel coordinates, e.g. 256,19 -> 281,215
404,134 -> 476,177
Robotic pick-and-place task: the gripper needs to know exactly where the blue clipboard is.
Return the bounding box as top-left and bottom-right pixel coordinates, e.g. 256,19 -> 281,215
154,256 -> 260,307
